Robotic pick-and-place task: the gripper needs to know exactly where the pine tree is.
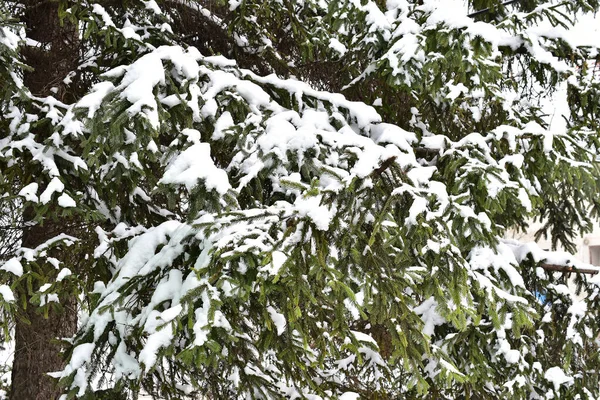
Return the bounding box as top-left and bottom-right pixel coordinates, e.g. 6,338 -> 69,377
2,0 -> 600,399
1,1 -> 82,398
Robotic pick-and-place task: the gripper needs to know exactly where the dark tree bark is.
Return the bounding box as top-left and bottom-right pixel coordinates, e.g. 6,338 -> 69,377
9,1 -> 80,399
10,290 -> 77,400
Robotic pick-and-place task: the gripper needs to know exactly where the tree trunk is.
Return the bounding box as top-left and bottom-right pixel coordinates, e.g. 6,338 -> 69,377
9,2 -> 80,399
10,290 -> 78,400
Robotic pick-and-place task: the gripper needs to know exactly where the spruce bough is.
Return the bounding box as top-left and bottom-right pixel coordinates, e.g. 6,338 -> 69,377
1,0 -> 600,398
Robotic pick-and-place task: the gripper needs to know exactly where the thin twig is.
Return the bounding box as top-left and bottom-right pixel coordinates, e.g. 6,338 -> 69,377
467,0 -> 522,18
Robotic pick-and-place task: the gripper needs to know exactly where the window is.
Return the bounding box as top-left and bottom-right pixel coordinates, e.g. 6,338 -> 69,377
590,245 -> 600,266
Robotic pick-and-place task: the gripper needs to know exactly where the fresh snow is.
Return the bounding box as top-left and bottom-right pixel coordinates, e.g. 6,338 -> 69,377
0,285 -> 15,303
159,142 -> 231,194
0,258 -> 23,277
39,177 -> 64,204
544,367 -> 573,391
2,1 -> 600,399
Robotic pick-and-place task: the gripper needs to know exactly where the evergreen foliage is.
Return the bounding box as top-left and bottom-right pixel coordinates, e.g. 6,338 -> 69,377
1,0 -> 600,398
